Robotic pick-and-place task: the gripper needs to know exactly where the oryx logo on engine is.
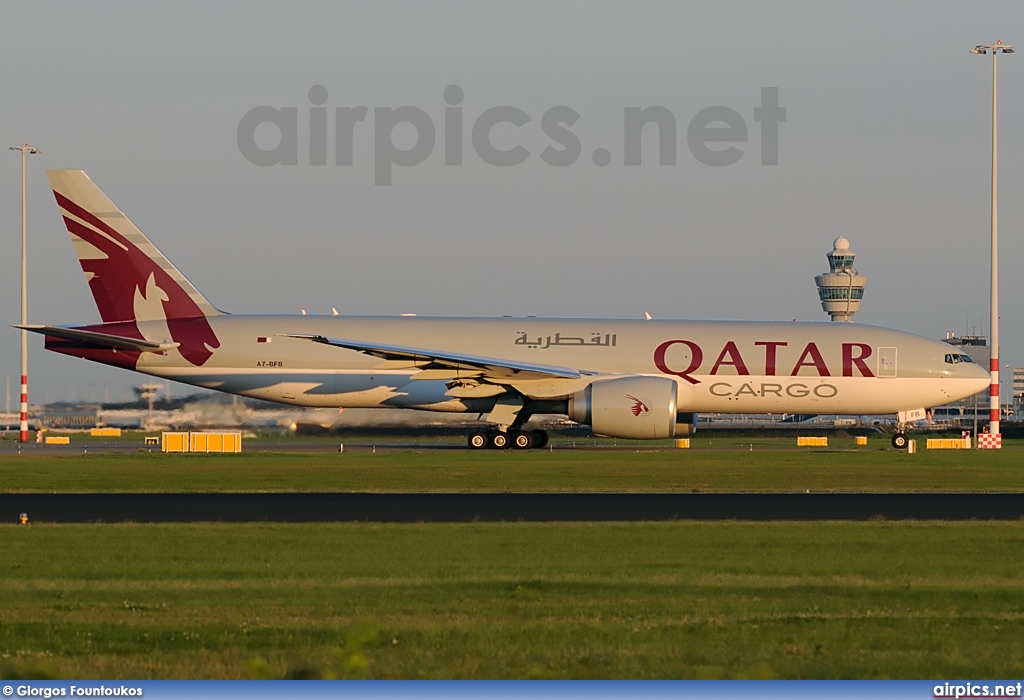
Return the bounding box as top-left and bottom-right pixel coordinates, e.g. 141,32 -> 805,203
626,394 -> 649,417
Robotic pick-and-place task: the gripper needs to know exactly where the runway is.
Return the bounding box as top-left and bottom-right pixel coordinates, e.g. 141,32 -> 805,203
4,492 -> 1024,522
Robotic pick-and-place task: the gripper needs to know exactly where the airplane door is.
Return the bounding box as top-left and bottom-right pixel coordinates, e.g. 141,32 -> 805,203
877,347 -> 897,377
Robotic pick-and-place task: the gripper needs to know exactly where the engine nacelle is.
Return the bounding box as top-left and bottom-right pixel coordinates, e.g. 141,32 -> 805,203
569,375 -> 678,440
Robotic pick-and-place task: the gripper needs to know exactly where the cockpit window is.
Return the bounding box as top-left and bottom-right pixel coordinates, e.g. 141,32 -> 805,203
945,353 -> 975,364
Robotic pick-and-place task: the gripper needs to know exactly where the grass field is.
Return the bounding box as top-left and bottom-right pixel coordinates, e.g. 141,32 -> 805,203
3,521 -> 1024,679
2,438 -> 1022,680
0,437 -> 1022,493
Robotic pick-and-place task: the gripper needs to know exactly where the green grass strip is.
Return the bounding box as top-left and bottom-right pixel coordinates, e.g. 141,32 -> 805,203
2,521 -> 1024,679
2,441 -> 1024,493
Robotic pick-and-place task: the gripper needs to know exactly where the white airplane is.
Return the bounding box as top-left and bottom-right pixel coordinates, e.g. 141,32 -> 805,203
19,170 -> 988,449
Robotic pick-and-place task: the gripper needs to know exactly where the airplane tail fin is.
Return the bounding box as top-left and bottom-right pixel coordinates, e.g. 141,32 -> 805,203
46,169 -> 223,324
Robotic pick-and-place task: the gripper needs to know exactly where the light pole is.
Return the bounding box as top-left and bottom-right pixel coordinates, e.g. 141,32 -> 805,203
970,41 -> 1013,444
9,143 -> 40,443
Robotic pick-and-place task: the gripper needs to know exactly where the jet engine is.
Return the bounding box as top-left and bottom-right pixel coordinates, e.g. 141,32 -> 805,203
568,375 -> 678,439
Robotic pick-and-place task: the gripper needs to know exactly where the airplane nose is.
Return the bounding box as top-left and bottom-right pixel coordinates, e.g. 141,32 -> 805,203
963,361 -> 990,394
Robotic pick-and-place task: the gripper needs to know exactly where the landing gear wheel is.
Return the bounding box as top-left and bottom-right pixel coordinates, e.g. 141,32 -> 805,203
511,431 -> 533,450
489,431 -> 510,449
892,432 -> 908,450
468,431 -> 488,449
530,429 -> 549,449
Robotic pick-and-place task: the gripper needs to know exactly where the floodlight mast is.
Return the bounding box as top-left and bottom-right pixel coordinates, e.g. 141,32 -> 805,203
970,41 -> 1012,443
8,143 -> 40,443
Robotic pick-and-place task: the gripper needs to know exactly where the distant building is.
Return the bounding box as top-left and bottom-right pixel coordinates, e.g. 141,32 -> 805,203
1015,368 -> 1024,412
814,237 -> 867,322
37,402 -> 101,429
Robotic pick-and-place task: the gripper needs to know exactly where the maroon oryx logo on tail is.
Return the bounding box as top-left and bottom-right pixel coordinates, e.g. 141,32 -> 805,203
52,190 -> 220,367
626,394 -> 649,417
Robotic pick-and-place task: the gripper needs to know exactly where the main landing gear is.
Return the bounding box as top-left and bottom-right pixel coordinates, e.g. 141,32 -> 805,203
468,429 -> 549,450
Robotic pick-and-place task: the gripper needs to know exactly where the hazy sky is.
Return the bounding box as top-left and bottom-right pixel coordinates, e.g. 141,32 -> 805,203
1,1 -> 1022,405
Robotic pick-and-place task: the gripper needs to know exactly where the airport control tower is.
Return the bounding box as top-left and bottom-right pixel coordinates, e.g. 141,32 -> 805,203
814,237 -> 867,322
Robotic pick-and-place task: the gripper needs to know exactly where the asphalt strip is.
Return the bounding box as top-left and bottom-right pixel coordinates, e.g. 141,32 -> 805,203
3,492 -> 1024,522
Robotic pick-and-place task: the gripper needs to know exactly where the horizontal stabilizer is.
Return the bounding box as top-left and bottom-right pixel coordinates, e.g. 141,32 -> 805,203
16,325 -> 180,354
283,334 -> 585,381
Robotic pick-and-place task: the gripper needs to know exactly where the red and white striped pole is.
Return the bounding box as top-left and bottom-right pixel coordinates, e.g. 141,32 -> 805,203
19,373 -> 27,443
990,46 -> 1001,439
971,42 -> 1013,447
9,143 -> 40,442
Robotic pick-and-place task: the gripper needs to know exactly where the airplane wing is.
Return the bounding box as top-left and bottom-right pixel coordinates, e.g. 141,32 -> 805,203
283,334 -> 588,382
15,325 -> 180,354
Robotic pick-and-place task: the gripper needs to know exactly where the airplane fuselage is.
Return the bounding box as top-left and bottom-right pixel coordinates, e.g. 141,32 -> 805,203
46,315 -> 989,416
